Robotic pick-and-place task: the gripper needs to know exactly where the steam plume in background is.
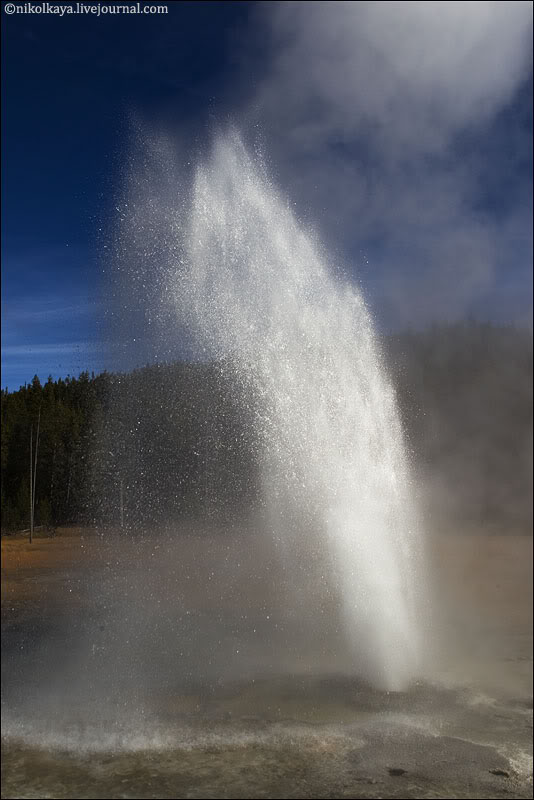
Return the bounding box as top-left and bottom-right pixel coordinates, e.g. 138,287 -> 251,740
240,1 -> 533,327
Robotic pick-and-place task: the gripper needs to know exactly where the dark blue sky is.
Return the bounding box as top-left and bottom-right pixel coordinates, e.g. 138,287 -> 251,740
2,1 -> 254,388
2,1 -> 532,389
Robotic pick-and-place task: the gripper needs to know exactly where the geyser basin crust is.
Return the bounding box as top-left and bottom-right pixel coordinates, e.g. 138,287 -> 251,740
2,528 -> 532,798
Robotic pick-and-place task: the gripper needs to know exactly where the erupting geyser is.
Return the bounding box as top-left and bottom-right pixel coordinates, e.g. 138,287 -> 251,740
172,132 -> 425,691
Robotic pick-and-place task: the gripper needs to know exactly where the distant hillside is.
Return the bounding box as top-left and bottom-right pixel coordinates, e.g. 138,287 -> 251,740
2,322 -> 532,532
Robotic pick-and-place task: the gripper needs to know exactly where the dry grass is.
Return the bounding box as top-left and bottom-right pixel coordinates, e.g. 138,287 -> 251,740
3,525 -> 532,621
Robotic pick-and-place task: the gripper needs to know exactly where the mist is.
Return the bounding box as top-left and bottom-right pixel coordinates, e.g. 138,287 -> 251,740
238,1 -> 533,328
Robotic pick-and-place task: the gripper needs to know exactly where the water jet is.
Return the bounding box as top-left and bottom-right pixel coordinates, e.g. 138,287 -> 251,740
171,131 -> 425,691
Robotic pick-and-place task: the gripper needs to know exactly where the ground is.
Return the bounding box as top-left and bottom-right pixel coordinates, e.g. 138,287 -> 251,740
1,525 -> 532,799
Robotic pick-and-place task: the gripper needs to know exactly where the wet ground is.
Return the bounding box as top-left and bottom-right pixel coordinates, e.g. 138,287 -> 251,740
1,526 -> 532,799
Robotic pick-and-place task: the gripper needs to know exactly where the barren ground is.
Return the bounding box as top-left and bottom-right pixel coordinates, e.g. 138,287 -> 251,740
1,526 -> 532,799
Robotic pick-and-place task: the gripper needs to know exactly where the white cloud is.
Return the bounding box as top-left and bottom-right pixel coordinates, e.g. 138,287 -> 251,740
241,1 -> 533,326
255,1 -> 532,155
2,342 -> 99,357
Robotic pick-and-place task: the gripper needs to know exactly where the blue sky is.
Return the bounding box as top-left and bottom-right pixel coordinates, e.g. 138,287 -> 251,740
2,1 -> 251,388
2,1 -> 532,390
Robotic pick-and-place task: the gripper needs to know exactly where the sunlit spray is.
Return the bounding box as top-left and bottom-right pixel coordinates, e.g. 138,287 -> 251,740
175,132 -> 425,690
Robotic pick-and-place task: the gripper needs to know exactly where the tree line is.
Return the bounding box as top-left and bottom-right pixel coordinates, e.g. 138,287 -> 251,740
1,321 -> 532,533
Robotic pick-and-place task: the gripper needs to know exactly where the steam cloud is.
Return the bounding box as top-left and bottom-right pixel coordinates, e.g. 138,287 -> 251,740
240,1 -> 533,326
